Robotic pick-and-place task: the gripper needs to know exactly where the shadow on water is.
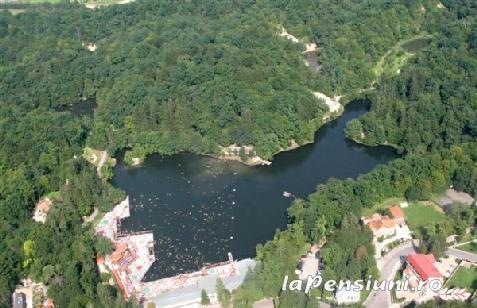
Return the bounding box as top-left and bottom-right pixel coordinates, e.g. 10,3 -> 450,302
112,99 -> 398,280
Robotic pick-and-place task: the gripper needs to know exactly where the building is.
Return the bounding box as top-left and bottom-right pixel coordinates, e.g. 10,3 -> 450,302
334,288 -> 361,305
110,243 -> 136,267
296,244 -> 320,280
253,298 -> 275,308
404,254 -> 443,297
406,254 -> 442,281
361,213 -> 397,237
12,292 -> 26,308
400,201 -> 409,208
389,206 -> 405,224
362,206 -> 407,238
33,197 -> 52,223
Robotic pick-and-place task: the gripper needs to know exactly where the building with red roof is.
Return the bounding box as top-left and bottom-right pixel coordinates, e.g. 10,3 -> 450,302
407,254 -> 442,281
361,213 -> 397,237
389,206 -> 405,224
33,197 -> 52,224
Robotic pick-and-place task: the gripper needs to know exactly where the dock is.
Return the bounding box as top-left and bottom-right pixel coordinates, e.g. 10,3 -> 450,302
95,196 -> 256,306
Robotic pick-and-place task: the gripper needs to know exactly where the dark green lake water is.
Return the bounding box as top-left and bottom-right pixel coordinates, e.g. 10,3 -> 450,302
112,100 -> 397,281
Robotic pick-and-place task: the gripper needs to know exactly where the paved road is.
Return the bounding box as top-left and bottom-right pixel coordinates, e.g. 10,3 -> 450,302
150,259 -> 256,307
365,241 -> 418,308
447,247 -> 477,263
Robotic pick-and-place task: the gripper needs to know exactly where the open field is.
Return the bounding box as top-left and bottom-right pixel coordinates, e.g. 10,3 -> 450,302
403,202 -> 449,231
446,266 -> 477,290
374,34 -> 432,78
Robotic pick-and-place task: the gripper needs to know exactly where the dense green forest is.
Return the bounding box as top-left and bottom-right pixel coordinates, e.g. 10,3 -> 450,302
233,1 -> 477,307
0,0 -> 476,307
0,0 -> 438,161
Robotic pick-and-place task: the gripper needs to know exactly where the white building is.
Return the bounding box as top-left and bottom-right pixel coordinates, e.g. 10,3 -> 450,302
33,197 -> 52,224
335,288 -> 361,305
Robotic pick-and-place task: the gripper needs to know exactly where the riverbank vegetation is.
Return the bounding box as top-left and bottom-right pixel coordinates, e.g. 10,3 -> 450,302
0,0 -> 476,307
233,1 -> 477,306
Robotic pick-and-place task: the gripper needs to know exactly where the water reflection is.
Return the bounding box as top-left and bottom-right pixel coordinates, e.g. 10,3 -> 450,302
112,100 -> 397,280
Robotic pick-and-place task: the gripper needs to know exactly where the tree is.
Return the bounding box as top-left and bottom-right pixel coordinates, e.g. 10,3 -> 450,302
0,277 -> 12,308
346,119 -> 364,141
97,284 -> 115,308
200,289 -> 210,305
95,236 -> 114,256
216,278 -> 231,307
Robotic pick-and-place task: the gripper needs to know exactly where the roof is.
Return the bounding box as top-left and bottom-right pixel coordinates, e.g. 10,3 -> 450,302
367,216 -> 396,230
45,298 -> 55,308
110,243 -> 129,263
96,255 -> 105,264
36,197 -> 52,212
13,292 -> 26,308
112,270 -> 129,301
407,254 -> 442,280
253,298 -> 274,308
389,206 -> 405,218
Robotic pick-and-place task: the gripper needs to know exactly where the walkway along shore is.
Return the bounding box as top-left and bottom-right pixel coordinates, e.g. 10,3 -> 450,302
95,197 -> 256,305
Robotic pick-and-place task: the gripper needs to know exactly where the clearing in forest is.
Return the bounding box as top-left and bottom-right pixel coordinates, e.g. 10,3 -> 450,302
373,34 -> 433,79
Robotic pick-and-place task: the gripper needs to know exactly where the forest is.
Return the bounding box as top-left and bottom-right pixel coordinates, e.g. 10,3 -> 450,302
0,0 -> 476,307
233,1 -> 477,307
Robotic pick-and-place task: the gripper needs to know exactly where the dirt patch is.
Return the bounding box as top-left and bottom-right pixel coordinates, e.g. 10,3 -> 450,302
217,144 -> 271,166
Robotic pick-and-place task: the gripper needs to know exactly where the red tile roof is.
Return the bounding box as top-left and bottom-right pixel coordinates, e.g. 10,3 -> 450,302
407,254 -> 442,280
36,197 -> 52,212
365,215 -> 396,230
112,270 -> 129,301
389,206 -> 405,218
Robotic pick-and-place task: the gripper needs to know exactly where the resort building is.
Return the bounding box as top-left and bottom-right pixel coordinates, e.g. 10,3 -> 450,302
362,206 -> 412,259
361,213 -> 398,237
334,288 -> 361,305
389,206 -> 405,224
95,197 -> 155,301
12,292 -> 26,308
33,197 -> 52,223
361,205 -> 408,237
404,254 -> 443,297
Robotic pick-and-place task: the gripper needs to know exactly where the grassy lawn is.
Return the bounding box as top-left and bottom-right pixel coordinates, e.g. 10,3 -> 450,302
446,266 -> 477,290
403,202 -> 449,231
458,242 -> 477,254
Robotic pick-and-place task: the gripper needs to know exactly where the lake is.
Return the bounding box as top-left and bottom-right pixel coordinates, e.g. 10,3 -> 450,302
112,100 -> 397,281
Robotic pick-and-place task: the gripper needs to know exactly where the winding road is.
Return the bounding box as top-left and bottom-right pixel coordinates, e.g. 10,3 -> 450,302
364,241 -> 418,308
363,242 -> 477,307
447,247 -> 477,263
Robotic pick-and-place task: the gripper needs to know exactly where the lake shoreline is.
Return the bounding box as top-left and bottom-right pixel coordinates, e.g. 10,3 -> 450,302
111,99 -> 398,281
124,96 -> 346,168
